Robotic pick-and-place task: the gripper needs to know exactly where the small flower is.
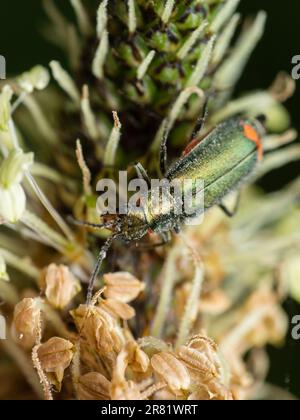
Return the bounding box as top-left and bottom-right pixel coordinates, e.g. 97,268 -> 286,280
151,352 -> 190,392
0,253 -> 9,281
17,65 -> 50,93
0,149 -> 33,223
0,85 -> 13,132
77,372 -> 110,400
37,337 -> 74,387
41,263 -> 81,309
103,272 -> 145,303
12,298 -> 41,349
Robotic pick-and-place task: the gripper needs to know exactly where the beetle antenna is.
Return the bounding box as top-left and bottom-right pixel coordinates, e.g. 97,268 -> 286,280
86,232 -> 119,305
191,97 -> 209,140
159,125 -> 170,176
67,215 -> 115,230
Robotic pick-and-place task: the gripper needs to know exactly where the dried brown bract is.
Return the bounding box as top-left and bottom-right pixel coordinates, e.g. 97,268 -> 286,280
151,352 -> 190,393
71,305 -> 124,355
37,337 -> 74,388
100,299 -> 135,321
41,264 -> 81,309
77,372 -> 110,400
103,272 -> 145,303
12,297 -> 41,349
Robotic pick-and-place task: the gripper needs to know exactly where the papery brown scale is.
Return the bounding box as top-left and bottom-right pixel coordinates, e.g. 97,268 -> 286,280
77,372 -> 111,400
71,305 -> 124,355
188,379 -> 233,400
186,334 -> 218,352
12,297 -> 40,349
37,337 -> 74,384
186,334 -> 222,370
110,379 -> 142,400
127,341 -> 150,373
100,299 -> 135,320
178,345 -> 218,378
103,272 -> 145,303
41,263 -> 81,309
200,289 -> 231,315
151,352 -> 190,391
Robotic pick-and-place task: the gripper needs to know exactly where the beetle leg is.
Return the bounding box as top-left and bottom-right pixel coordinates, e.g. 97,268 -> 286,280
162,231 -> 172,243
190,98 -> 209,140
159,126 -> 170,176
86,233 -> 119,304
219,193 -> 241,218
134,231 -> 171,250
182,100 -> 210,156
67,216 -> 115,229
174,225 -> 181,234
134,162 -> 151,187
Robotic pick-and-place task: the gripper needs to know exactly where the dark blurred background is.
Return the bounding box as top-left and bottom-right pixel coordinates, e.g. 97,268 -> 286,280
0,0 -> 299,399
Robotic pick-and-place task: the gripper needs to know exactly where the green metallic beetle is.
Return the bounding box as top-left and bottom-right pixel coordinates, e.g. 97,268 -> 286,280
71,115 -> 265,304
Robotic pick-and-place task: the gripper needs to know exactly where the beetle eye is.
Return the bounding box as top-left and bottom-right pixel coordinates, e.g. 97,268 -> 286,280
256,114 -> 267,126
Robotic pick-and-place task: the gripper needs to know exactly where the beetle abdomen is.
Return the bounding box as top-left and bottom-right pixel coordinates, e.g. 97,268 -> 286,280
166,118 -> 262,210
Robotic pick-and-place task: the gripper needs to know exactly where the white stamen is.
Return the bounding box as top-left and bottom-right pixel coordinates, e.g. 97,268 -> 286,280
186,35 -> 216,87
128,0 -> 137,35
69,0 -> 91,36
162,0 -> 175,24
137,50 -> 156,80
212,13 -> 240,65
96,0 -> 109,38
177,22 -> 208,60
50,61 -> 80,104
104,111 -> 122,167
211,0 -> 241,33
81,85 -> 100,141
92,30 -> 109,80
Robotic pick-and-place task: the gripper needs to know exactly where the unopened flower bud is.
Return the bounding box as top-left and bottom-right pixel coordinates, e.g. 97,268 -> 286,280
0,85 -> 13,132
18,65 -> 50,93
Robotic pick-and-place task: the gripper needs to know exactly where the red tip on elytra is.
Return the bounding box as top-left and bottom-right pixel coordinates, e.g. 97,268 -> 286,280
183,138 -> 199,156
243,123 -> 263,161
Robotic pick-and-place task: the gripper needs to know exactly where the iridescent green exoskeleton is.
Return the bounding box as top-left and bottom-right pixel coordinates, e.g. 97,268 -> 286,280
70,115 -> 265,304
